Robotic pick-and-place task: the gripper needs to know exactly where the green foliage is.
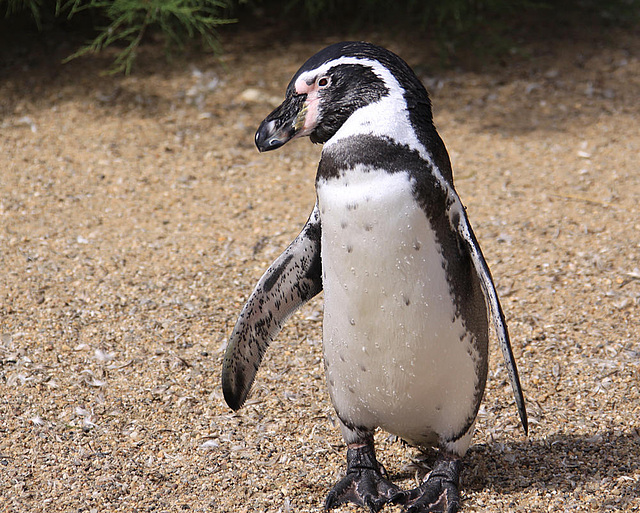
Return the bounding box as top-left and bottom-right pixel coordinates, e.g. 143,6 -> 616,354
2,0 -> 235,73
272,0 -> 544,31
3,0 -> 44,27
274,0 -> 640,37
58,0 -> 235,74
2,0 -> 639,73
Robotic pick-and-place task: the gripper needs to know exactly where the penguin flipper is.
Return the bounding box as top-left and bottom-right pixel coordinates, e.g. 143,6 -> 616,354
453,206 -> 528,435
222,204 -> 323,411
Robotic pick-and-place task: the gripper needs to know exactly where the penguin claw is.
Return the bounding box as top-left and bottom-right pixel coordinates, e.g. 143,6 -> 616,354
395,456 -> 462,513
325,442 -> 403,512
325,468 -> 402,512
402,485 -> 459,513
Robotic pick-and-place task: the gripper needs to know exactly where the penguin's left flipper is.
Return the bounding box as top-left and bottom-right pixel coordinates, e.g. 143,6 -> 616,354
452,205 -> 528,434
397,454 -> 461,513
222,204 -> 323,411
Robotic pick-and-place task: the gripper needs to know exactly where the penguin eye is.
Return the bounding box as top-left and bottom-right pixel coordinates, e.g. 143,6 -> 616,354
317,76 -> 331,88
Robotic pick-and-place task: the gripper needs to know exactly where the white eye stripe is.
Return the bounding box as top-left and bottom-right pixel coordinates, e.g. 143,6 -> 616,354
297,56 -> 400,93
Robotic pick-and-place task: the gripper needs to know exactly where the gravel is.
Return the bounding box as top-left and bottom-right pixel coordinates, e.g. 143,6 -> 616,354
1,25 -> 639,513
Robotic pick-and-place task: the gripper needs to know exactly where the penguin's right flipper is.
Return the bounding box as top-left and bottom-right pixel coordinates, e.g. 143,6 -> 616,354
452,205 -> 528,435
222,204 -> 323,411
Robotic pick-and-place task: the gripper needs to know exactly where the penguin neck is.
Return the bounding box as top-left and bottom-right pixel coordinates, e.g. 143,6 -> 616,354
324,97 -> 428,163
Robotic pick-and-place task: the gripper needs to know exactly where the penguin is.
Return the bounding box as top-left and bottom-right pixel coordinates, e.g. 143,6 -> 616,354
222,41 -> 527,513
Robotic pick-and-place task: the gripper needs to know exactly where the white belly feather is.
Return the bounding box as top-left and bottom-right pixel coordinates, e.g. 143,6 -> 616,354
317,166 -> 481,448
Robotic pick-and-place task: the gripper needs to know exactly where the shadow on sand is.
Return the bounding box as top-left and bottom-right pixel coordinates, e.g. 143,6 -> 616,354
391,430 -> 639,509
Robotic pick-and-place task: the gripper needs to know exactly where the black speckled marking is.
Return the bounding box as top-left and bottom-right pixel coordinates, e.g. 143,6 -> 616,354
222,206 -> 323,411
263,254 -> 293,293
318,134 -> 489,442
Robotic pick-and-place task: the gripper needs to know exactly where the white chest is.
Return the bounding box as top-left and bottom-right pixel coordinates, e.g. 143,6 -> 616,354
316,166 -> 482,447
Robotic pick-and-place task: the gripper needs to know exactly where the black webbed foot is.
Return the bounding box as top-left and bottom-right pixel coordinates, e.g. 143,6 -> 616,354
396,455 -> 461,513
325,443 -> 402,513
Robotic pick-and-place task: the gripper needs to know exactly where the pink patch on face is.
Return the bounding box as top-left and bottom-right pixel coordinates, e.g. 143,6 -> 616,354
294,76 -> 322,135
294,77 -> 314,95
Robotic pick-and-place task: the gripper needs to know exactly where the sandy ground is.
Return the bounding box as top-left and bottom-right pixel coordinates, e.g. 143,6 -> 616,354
1,22 -> 640,513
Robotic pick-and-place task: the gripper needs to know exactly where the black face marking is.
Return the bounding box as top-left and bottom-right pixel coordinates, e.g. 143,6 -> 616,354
309,64 -> 389,144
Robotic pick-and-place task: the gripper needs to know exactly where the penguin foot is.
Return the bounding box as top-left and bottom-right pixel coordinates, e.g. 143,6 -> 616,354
325,443 -> 402,513
397,455 -> 461,513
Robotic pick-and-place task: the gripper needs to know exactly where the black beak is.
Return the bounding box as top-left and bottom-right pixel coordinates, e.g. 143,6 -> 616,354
255,94 -> 306,152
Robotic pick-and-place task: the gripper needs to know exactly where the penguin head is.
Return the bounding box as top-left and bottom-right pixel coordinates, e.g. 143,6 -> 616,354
255,41 -> 433,151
